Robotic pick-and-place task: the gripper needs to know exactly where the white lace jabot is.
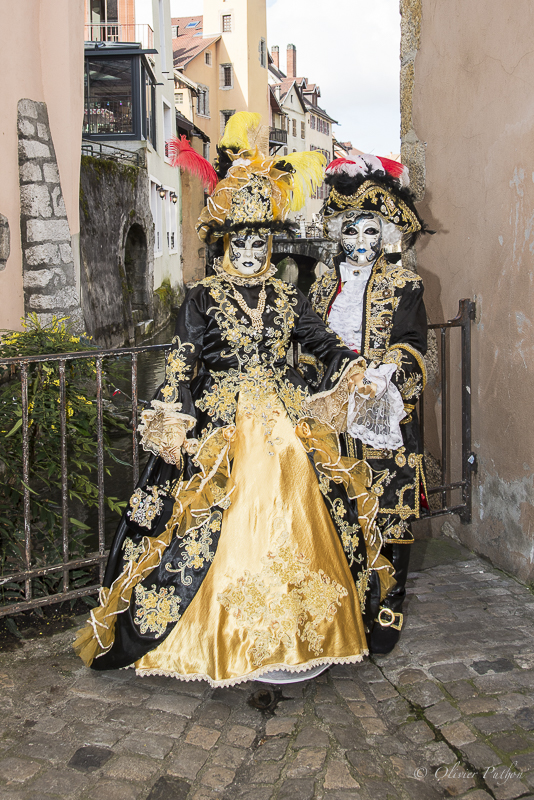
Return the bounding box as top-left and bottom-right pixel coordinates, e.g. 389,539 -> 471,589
327,262 -> 372,352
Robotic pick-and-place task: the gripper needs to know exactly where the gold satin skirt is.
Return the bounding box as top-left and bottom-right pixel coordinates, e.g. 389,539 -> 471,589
135,390 -> 369,686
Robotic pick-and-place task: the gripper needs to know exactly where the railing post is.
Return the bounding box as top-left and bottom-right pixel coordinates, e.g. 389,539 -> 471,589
20,363 -> 31,602
132,352 -> 139,487
96,357 -> 106,583
458,299 -> 477,523
59,361 -> 70,592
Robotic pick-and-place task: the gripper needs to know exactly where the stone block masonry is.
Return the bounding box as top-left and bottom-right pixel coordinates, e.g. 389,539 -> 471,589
17,98 -> 83,330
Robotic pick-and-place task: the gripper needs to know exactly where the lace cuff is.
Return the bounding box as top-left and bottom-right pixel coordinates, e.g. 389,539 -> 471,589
305,358 -> 367,432
347,364 -> 406,449
139,400 -> 196,465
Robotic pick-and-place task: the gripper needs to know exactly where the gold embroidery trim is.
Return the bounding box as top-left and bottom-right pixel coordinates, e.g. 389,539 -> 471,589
217,534 -> 349,666
134,584 -> 182,636
327,182 -> 421,233
127,486 -> 165,529
387,342 -> 427,390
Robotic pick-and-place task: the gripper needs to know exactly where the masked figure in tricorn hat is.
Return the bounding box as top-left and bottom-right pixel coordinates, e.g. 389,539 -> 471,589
299,154 -> 429,654
74,115 -> 396,685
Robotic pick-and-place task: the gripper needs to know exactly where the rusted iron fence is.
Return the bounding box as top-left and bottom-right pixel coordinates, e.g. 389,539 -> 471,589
420,299 -> 477,523
0,301 -> 475,617
0,343 -> 169,619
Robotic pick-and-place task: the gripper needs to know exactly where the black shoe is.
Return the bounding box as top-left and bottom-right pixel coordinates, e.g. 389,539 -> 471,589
368,542 -> 411,655
369,606 -> 404,654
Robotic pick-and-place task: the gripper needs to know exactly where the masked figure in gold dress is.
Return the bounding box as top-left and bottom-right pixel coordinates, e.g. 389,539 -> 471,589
299,155 -> 428,654
74,115 -> 395,686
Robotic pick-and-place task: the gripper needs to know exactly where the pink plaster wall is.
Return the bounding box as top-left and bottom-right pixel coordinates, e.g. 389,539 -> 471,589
413,1 -> 534,580
0,0 -> 84,330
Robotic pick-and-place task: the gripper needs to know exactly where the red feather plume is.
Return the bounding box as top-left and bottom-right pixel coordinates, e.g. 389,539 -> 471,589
326,158 -> 356,174
167,135 -> 218,193
377,156 -> 406,179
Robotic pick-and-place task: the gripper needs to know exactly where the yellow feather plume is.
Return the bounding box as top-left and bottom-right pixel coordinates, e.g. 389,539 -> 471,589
220,112 -> 262,151
279,151 -> 327,211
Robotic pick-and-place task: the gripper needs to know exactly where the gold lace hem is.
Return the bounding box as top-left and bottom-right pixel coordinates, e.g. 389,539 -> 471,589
134,653 -> 367,687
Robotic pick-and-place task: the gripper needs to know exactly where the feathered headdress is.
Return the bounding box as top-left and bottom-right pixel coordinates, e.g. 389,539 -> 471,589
322,154 -> 424,244
167,135 -> 218,193
169,112 -> 326,243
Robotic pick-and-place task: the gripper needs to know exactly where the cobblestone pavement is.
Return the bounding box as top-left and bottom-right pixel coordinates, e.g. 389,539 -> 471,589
2,537 -> 534,800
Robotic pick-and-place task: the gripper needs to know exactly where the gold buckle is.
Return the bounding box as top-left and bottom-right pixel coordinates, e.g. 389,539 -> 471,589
377,607 -> 403,631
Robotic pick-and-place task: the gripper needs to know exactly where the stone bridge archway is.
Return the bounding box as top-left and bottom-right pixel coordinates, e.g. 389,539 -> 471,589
271,237 -> 337,294
124,223 -> 149,318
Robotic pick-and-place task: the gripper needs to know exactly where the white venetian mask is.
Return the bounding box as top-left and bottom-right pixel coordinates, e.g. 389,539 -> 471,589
341,212 -> 382,266
228,231 -> 269,276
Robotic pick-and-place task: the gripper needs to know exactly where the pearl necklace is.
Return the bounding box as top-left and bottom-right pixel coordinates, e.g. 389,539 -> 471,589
232,282 -> 267,333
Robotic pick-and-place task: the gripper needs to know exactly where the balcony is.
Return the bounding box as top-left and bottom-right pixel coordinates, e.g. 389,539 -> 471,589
269,127 -> 288,145
84,23 -> 154,50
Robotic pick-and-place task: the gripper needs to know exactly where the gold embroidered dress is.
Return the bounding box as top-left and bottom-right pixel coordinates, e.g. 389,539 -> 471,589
74,266 -> 394,686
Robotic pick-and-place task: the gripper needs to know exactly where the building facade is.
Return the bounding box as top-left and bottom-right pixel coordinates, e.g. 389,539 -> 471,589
269,44 -> 336,222
171,0 -> 269,281
0,0 -> 85,332
83,0 -> 182,343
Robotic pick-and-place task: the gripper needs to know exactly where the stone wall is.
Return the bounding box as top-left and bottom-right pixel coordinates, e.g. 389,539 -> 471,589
79,155 -> 156,347
0,215 -> 9,271
17,99 -> 83,329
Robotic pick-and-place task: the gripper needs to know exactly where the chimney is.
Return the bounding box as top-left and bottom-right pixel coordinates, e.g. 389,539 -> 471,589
271,45 -> 279,69
287,43 -> 296,78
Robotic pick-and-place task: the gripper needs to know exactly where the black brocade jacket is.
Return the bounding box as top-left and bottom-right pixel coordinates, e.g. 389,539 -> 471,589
299,252 -> 428,543
94,272 -> 376,670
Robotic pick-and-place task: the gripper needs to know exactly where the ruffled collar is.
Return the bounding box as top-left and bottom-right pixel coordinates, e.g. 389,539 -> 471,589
213,258 -> 277,287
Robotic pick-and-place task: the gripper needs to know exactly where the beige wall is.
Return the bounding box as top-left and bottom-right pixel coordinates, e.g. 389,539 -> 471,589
407,0 -> 534,581
198,0 -> 269,138
0,0 -> 84,330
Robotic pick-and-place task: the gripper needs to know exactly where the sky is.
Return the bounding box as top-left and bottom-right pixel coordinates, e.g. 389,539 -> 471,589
169,0 -> 401,156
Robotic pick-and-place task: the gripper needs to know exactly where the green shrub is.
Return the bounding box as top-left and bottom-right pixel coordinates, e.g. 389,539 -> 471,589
0,314 -> 127,608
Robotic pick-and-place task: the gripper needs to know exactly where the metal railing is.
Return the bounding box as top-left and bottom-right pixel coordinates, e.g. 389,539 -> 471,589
0,342 -> 169,618
419,299 -> 477,523
84,23 -> 154,50
81,139 -> 145,168
269,127 -> 287,145
0,301 -> 475,616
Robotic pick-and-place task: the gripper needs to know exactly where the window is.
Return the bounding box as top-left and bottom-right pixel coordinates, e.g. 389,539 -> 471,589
220,109 -> 235,134
310,114 -> 315,130
175,91 -> 183,105
222,14 -> 232,32
301,121 -> 305,139
163,99 -> 172,158
186,20 -> 199,28
205,50 -> 212,66
220,64 -> 233,89
283,147 -> 288,155
144,67 -> 156,147
292,118 -> 297,137
197,85 -> 209,116
325,122 -> 330,136
84,57 -> 134,135
259,38 -> 267,68
150,180 -> 163,255
203,142 -> 210,160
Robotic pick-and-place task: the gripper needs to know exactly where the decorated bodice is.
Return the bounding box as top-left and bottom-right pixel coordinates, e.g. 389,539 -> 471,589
161,274 -> 359,427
